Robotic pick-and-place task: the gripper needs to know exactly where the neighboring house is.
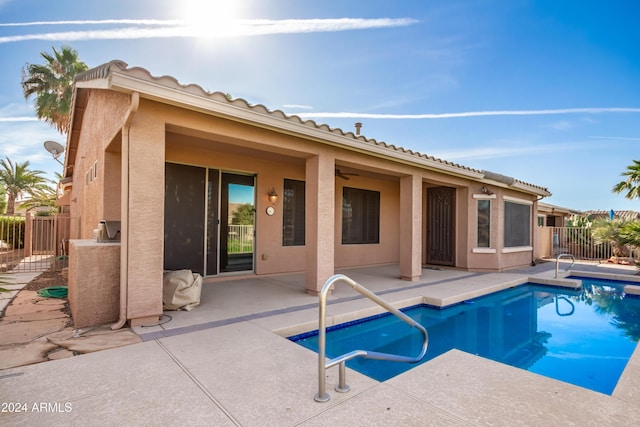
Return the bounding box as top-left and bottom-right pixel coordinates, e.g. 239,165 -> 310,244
537,202 -> 581,227
536,202 -> 582,259
61,60 -> 551,327
584,210 -> 640,221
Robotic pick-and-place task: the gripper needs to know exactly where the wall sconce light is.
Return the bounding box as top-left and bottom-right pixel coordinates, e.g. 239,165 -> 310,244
268,187 -> 278,204
481,186 -> 494,195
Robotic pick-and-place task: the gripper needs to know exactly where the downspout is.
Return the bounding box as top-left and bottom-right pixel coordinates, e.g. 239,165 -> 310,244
112,91 -> 139,330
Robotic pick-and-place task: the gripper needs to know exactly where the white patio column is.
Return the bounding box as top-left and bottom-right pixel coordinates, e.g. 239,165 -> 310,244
305,154 -> 335,295
399,173 -> 422,281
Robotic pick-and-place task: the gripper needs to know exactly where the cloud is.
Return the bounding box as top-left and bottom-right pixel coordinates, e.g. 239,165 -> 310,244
0,18 -> 419,44
282,104 -> 313,110
546,120 -> 573,131
0,120 -> 65,179
431,142 -> 582,161
291,107 -> 640,119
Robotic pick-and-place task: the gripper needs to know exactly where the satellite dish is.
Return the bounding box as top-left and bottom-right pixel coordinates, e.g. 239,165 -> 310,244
44,140 -> 65,165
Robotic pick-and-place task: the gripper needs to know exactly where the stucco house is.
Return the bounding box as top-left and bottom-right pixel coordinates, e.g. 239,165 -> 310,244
61,60 -> 551,328
537,202 -> 581,227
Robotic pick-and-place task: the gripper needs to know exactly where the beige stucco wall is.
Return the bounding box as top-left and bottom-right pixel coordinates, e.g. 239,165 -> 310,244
334,175 -> 400,268
70,90 -> 131,238
465,186 -> 538,271
69,93 -> 164,326
68,240 -> 120,328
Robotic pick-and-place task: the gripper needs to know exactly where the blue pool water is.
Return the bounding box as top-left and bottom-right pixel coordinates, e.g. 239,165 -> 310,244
290,278 -> 640,395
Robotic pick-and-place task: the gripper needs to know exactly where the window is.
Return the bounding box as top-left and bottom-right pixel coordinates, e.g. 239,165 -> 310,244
342,187 -> 380,244
477,199 -> 491,248
283,179 -> 305,246
504,200 -> 531,247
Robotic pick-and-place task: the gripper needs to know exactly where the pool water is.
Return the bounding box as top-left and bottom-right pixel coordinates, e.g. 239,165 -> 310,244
290,279 -> 640,395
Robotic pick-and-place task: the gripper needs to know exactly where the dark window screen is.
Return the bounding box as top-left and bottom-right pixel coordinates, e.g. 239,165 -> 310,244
283,179 -> 305,246
504,201 -> 531,247
342,187 -> 380,244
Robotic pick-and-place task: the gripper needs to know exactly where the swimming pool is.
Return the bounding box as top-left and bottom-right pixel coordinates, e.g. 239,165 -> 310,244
290,278 -> 640,395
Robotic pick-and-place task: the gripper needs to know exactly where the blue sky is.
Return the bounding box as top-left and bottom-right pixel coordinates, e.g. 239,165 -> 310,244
0,0 -> 638,212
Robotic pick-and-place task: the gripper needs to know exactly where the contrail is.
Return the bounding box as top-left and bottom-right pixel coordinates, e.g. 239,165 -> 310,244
292,107 -> 640,119
0,19 -> 180,27
0,18 -> 418,43
588,136 -> 640,141
0,117 -> 39,122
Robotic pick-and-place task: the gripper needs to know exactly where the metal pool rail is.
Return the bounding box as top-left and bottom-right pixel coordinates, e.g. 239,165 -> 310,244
314,274 -> 429,402
555,253 -> 576,278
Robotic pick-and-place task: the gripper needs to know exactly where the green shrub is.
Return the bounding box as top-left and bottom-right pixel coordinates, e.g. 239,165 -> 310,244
0,216 -> 26,249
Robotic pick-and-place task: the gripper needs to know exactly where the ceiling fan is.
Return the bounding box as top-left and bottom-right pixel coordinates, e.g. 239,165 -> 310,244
335,169 -> 359,180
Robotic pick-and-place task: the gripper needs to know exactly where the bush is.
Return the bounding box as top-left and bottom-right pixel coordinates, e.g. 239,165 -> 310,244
0,216 -> 26,249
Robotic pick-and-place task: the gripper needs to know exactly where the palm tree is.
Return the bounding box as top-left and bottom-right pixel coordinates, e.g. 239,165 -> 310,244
0,158 -> 47,216
591,218 -> 631,258
612,160 -> 640,200
18,184 -> 58,214
21,45 -> 88,134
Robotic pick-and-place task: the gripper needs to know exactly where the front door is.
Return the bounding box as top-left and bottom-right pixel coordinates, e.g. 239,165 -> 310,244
426,186 -> 456,266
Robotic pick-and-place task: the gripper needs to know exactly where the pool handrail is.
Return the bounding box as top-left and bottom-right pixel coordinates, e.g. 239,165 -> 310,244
555,253 -> 576,278
314,274 -> 429,402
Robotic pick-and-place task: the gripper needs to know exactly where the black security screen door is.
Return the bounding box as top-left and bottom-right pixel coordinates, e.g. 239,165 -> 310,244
164,163 -> 206,274
426,186 -> 456,266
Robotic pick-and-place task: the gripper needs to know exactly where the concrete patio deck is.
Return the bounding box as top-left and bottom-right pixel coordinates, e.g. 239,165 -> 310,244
1,261 -> 639,426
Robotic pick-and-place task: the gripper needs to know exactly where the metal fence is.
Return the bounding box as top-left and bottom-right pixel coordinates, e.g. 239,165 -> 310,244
227,224 -> 254,254
0,214 -> 73,273
539,226 -> 640,261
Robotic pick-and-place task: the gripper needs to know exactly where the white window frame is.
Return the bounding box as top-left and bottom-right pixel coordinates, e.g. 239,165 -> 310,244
503,196 -> 533,252
472,193 -> 496,253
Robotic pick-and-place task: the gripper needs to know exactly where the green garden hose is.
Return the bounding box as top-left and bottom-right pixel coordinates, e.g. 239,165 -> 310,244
37,286 -> 68,299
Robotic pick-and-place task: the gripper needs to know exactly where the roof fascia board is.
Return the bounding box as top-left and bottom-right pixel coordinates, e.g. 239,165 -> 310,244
75,79 -> 111,90
510,181 -> 551,197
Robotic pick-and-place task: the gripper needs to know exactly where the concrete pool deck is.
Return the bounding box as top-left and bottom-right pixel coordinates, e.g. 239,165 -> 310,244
1,261 -> 640,425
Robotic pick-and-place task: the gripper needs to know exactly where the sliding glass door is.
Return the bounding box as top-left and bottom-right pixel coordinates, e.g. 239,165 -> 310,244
164,163 -> 255,275
220,173 -> 255,272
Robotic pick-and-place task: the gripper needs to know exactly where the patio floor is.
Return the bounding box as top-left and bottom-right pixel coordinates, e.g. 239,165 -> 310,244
1,261 -> 639,425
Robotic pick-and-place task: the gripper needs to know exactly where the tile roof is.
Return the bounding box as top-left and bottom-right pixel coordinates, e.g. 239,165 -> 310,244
584,210 -> 640,221
72,60 -> 551,196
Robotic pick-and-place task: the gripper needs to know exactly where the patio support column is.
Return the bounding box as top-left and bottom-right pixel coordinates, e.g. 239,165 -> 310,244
119,102 -> 164,327
305,154 -> 335,295
399,173 -> 422,281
